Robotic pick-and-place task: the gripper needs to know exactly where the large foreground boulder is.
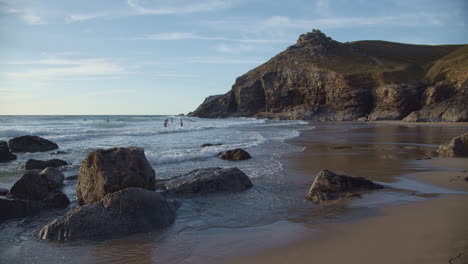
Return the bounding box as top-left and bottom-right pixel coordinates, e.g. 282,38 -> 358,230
307,170 -> 384,203
77,147 -> 156,205
218,148 -> 252,161
158,167 -> 253,196
437,132 -> 468,157
0,141 -> 17,163
38,188 -> 177,242
8,135 -> 59,153
23,159 -> 68,170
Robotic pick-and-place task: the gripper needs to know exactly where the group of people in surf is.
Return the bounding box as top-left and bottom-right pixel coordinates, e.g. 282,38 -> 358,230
164,118 -> 183,128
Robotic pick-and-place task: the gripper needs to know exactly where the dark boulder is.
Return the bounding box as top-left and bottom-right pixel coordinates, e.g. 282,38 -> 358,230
23,159 -> 68,170
37,188 -> 177,242
200,143 -> 222,148
0,141 -> 17,163
76,147 -> 156,205
437,132 -> 468,157
8,135 -> 58,153
0,198 -> 41,221
218,148 -> 252,161
7,171 -> 57,200
39,167 -> 64,188
307,170 -> 384,203
158,167 -> 253,196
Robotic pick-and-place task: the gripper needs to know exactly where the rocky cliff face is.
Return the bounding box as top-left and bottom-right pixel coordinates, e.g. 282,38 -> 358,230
189,30 -> 468,121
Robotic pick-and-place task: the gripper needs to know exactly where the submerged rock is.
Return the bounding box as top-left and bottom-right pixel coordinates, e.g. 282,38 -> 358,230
65,175 -> 78,181
307,170 -> 384,203
23,159 -> 68,170
0,141 -> 17,163
158,167 -> 253,196
8,135 -> 59,153
38,188 -> 177,242
200,143 -> 222,148
437,132 -> 468,157
218,148 -> 252,161
76,147 -> 156,205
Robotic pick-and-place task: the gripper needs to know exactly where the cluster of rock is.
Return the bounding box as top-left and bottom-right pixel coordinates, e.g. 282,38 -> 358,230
37,147 -> 254,242
189,29 -> 467,122
0,168 -> 69,221
0,141 -> 17,163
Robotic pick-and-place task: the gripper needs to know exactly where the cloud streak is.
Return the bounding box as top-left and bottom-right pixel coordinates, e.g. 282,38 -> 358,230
127,0 -> 231,15
0,0 -> 44,25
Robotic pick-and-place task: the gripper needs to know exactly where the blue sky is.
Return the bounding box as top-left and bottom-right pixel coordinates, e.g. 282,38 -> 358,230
0,0 -> 467,115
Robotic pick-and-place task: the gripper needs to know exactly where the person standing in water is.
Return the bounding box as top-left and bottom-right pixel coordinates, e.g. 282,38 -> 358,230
180,119 -> 183,127
164,119 -> 169,127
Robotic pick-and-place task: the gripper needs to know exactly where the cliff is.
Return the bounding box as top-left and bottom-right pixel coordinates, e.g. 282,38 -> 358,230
189,30 -> 468,121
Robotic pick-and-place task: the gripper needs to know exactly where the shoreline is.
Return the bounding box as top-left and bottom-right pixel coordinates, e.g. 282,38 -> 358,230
224,122 -> 468,264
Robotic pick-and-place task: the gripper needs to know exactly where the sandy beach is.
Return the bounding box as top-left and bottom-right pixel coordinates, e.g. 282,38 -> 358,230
225,122 -> 468,264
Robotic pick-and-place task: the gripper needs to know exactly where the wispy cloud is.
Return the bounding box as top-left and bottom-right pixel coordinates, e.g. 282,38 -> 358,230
66,12 -> 108,23
0,0 -> 44,25
127,0 -> 231,15
85,89 -> 132,97
144,32 -> 289,43
215,43 -> 257,53
4,58 -> 127,79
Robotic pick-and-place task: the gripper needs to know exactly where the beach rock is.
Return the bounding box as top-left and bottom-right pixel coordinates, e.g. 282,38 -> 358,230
0,187 -> 9,196
159,167 -> 253,196
39,167 -> 64,188
403,92 -> 468,122
8,135 -> 59,153
23,159 -> 68,170
200,143 -> 222,148
76,147 -> 156,205
7,171 -> 59,200
218,148 -> 252,161
0,141 -> 17,163
437,132 -> 468,157
307,170 -> 384,203
371,83 -> 422,120
38,188 -> 177,242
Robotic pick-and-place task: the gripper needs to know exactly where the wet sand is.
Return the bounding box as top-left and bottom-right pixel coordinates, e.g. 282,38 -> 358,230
225,122 -> 468,264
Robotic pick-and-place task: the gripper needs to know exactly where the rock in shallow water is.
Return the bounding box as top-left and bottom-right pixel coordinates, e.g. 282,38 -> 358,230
158,167 -> 253,196
38,188 -> 177,242
0,141 -> 17,163
8,135 -> 59,153
437,132 -> 468,157
23,159 -> 68,170
39,167 -> 65,188
218,148 -> 252,161
76,147 -> 156,205
307,170 -> 384,203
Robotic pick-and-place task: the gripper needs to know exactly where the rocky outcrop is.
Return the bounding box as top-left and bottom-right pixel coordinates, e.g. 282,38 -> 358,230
403,91 -> 468,122
218,148 -> 252,161
437,132 -> 468,157
23,159 -> 68,170
189,30 -> 467,121
157,167 -> 253,196
76,147 -> 156,205
1,171 -> 70,221
38,188 -> 177,242
0,141 -> 17,163
307,170 -> 384,203
8,135 -> 59,153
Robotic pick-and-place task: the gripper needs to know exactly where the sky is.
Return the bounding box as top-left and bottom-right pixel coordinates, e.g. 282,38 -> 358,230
0,0 -> 467,115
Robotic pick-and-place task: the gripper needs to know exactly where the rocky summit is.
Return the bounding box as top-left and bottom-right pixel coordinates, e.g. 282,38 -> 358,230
189,30 -> 468,121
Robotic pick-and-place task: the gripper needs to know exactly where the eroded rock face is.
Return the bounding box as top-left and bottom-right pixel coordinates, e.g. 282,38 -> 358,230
23,159 -> 68,170
0,141 -> 17,163
38,188 -> 177,242
437,132 -> 468,157
307,170 -> 384,203
218,149 -> 252,161
158,167 -> 253,196
371,83 -> 422,120
8,136 -> 58,153
76,147 -> 156,205
403,92 -> 468,122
